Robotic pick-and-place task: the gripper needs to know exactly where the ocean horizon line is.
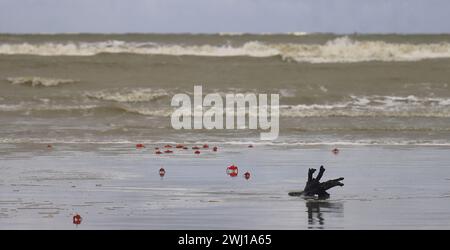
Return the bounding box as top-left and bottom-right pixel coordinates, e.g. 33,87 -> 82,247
2,32 -> 450,36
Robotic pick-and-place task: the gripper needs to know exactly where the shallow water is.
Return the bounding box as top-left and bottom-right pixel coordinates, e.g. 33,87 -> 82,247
1,144 -> 449,229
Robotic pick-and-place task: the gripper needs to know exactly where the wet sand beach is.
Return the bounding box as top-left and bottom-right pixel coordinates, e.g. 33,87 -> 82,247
1,144 -> 449,229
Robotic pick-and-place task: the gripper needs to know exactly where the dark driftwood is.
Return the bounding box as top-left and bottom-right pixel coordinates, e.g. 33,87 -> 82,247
289,166 -> 344,199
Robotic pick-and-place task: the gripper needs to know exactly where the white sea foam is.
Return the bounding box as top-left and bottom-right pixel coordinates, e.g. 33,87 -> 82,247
110,95 -> 450,118
85,88 -> 170,103
119,106 -> 172,116
280,95 -> 450,118
286,32 -> 309,36
1,137 -> 450,146
218,32 -> 245,36
0,103 -> 98,113
0,101 -> 172,117
6,77 -> 78,87
1,94 -> 449,118
2,37 -> 450,63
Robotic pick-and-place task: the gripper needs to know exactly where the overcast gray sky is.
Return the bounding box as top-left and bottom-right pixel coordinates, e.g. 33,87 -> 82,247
0,0 -> 448,34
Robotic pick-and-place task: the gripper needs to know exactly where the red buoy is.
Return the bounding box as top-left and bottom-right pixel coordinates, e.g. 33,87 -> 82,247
212,146 -> 218,152
155,150 -> 162,154
175,144 -> 184,149
73,214 -> 82,225
194,150 -> 201,154
203,144 -> 209,149
226,165 -> 238,177
192,146 -> 200,150
244,172 -> 251,180
164,150 -> 173,154
159,168 -> 166,177
136,143 -> 145,149
332,148 -> 339,155
164,144 -> 172,148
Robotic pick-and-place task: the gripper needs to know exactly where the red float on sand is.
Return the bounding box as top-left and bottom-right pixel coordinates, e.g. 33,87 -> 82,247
244,172 -> 251,180
73,214 -> 82,225
164,145 -> 172,148
155,150 -> 162,154
159,168 -> 166,177
226,165 -> 238,177
194,150 -> 201,154
203,144 -> 209,149
136,144 -> 145,148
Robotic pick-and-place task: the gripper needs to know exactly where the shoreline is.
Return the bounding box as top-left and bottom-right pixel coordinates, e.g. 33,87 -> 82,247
1,144 -> 449,229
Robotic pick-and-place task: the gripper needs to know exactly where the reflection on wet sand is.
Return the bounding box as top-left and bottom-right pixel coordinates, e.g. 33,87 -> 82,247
306,200 -> 344,229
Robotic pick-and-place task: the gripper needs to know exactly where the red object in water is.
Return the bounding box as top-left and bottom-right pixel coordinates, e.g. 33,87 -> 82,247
159,168 -> 166,177
164,150 -> 173,153
155,150 -> 162,154
73,214 -> 82,225
203,144 -> 209,149
226,165 -> 239,177
192,146 -> 200,150
176,144 -> 184,148
248,145 -> 253,148
194,150 -> 201,154
244,172 -> 251,180
136,144 -> 145,149
164,145 -> 172,148
212,146 -> 218,152
332,148 -> 339,154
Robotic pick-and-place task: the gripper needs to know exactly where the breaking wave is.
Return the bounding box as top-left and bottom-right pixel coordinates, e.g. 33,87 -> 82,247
1,95 -> 449,118
2,37 -> 450,63
85,88 -> 170,103
0,103 -> 98,113
6,77 -> 78,87
281,95 -> 450,117
0,102 -> 171,116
